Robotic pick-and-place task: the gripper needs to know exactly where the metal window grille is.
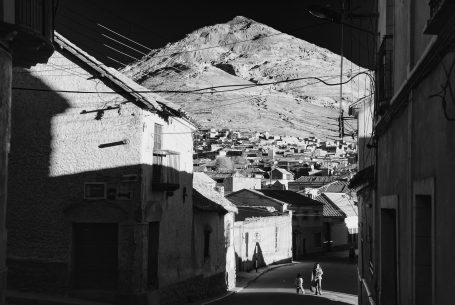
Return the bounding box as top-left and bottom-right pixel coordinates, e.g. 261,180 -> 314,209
376,35 -> 393,115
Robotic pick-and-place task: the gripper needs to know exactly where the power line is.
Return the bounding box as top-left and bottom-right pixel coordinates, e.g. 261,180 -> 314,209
12,71 -> 371,95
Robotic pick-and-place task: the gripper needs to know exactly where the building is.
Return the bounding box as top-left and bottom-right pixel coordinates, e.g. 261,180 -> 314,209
270,167 -> 294,180
233,214 -> 293,272
352,1 -> 455,305
255,190 -> 324,259
315,193 -> 358,251
288,176 -> 337,192
1,1 -> 55,303
7,33 -> 198,304
223,173 -> 261,195
192,172 -> 238,294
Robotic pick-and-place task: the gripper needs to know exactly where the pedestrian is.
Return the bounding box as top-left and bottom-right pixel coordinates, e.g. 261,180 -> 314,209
295,273 -> 305,294
311,263 -> 324,295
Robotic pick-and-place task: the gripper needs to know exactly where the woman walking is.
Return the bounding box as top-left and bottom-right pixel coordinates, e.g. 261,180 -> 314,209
311,263 -> 324,295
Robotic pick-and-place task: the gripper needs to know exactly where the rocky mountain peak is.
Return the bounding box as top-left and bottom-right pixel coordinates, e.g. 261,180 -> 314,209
123,17 -> 371,139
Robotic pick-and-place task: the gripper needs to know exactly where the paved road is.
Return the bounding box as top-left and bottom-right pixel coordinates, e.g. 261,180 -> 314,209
211,261 -> 358,305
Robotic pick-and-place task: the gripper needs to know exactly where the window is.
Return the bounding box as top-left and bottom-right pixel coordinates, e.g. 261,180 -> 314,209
275,227 -> 279,252
84,182 -> 106,200
154,124 -> 163,150
152,153 -> 180,191
314,232 -> 322,247
376,35 -> 393,116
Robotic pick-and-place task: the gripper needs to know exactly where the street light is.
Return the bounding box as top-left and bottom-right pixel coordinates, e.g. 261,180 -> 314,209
308,4 -> 378,36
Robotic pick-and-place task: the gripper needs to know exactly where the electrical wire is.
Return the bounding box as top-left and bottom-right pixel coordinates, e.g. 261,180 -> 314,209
12,71 -> 372,95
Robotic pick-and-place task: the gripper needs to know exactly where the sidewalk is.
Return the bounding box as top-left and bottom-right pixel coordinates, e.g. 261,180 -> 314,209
187,261 -> 297,305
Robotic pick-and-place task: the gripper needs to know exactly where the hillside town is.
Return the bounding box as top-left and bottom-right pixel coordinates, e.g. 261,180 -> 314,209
1,1 -> 455,305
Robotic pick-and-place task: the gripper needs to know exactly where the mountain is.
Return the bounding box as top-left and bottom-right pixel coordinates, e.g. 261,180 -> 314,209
122,16 -> 370,139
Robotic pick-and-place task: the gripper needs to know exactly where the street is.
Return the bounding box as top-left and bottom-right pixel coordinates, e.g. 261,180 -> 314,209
211,260 -> 357,305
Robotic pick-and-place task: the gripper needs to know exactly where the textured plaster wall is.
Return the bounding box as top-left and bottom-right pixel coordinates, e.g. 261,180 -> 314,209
224,177 -> 261,194
8,51 -> 145,261
191,211 -> 235,289
234,214 -> 292,271
142,115 -> 196,288
7,48 -> 197,298
409,53 -> 455,305
0,45 -> 12,304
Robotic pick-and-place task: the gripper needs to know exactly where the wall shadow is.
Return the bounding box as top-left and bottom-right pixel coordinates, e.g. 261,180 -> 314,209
6,71 -> 197,304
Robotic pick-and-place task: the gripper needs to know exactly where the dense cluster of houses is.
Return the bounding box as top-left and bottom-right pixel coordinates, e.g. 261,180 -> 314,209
194,128 -> 357,184
1,23 -> 359,305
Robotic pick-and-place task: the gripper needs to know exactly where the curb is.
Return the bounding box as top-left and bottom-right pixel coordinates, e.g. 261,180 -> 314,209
197,262 -> 298,305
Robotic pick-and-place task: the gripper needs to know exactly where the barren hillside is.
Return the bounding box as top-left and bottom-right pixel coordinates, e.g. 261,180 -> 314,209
123,16 -> 371,139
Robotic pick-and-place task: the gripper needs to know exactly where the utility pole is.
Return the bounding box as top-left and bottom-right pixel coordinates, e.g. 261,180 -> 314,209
339,0 -> 345,140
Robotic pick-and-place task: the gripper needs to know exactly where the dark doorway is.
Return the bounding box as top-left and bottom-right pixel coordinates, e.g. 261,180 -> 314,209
380,208 -> 397,305
415,195 -> 433,305
73,223 -> 118,289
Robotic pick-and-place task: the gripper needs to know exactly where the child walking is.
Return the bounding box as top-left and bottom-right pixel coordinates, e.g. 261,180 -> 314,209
295,273 -> 305,294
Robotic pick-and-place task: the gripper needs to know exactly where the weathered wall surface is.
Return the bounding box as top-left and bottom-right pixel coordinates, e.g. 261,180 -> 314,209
0,45 -> 12,305
224,177 -> 261,194
140,114 -> 195,290
7,48 -> 197,303
191,210 -> 234,296
372,0 -> 455,304
234,214 -> 292,271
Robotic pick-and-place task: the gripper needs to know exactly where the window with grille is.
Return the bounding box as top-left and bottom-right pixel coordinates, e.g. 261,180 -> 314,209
152,152 -> 180,191
376,35 -> 393,115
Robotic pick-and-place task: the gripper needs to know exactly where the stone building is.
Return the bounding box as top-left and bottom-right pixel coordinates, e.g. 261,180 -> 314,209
352,1 -> 455,305
0,1 -> 55,303
7,33 -> 198,304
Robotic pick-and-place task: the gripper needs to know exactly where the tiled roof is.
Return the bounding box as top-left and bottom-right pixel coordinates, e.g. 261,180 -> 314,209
255,190 -> 322,207
54,33 -> 190,118
323,193 -> 357,217
315,194 -> 346,218
317,181 -> 351,193
294,176 -> 337,183
193,173 -> 237,213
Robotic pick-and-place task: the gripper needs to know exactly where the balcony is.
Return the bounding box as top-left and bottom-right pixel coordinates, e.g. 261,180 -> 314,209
0,0 -> 55,67
152,150 -> 181,192
424,0 -> 455,34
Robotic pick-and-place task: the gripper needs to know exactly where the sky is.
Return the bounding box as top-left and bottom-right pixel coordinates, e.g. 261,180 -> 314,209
55,0 -> 376,69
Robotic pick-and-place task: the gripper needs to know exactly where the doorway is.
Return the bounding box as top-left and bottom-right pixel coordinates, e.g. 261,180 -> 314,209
73,223 -> 118,289
380,208 -> 397,304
